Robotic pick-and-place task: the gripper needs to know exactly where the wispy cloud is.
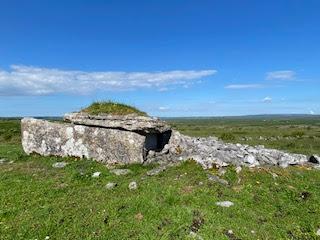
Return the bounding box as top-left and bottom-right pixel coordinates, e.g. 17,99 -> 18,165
0,65 -> 217,96
225,84 -> 264,89
262,96 -> 272,103
158,106 -> 170,111
266,70 -> 296,80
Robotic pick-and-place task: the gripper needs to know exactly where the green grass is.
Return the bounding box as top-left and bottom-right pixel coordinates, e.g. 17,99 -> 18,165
81,101 -> 147,116
1,118 -> 320,239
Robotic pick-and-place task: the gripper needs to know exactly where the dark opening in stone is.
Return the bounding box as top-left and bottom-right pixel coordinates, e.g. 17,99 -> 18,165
144,130 -> 172,152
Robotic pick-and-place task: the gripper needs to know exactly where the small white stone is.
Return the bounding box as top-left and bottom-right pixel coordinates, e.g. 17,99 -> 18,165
244,154 -> 256,164
92,172 -> 101,178
105,182 -> 117,189
189,231 -> 204,240
52,162 -> 67,168
316,228 -> 320,236
227,230 -> 233,234
235,166 -> 242,174
216,201 -> 234,207
45,236 -> 50,240
129,181 -> 137,190
0,158 -> 7,164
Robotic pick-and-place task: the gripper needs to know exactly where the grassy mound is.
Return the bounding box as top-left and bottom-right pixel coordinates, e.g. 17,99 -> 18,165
81,101 -> 147,116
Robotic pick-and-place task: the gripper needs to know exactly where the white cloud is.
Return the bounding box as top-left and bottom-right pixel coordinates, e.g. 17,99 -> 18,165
0,65 -> 217,96
158,106 -> 170,111
266,70 -> 296,80
225,84 -> 264,89
262,96 -> 272,103
310,110 -> 315,115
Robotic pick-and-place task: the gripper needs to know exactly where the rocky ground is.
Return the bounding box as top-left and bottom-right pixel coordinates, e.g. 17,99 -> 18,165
146,130 -> 319,169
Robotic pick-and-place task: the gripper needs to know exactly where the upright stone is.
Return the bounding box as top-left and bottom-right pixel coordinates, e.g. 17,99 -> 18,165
21,118 -> 145,164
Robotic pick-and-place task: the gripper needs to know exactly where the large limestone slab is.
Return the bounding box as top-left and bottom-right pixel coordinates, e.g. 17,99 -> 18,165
64,112 -> 171,133
21,118 -> 145,164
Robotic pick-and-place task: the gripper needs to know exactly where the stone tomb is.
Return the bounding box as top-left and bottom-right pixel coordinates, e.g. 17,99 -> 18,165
21,113 -> 172,165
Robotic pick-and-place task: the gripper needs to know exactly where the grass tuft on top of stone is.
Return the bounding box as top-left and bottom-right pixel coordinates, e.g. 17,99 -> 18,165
81,101 -> 147,116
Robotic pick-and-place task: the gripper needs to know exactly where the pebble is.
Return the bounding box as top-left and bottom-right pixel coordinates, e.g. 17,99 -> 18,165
92,172 -> 101,178
207,174 -> 229,185
110,169 -> 132,176
146,165 -> 166,176
216,201 -> 234,207
105,182 -> 117,189
316,228 -> 320,236
52,162 -> 67,168
235,166 -> 242,174
0,158 -> 7,164
128,181 -> 138,190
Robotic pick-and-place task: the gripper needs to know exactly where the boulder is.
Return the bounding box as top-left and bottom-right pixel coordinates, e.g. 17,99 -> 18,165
21,118 -> 145,165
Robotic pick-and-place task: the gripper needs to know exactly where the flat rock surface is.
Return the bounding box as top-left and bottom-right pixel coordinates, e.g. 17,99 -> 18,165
64,112 -> 171,133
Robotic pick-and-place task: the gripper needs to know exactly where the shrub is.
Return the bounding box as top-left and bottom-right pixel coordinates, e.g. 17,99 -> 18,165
220,133 -> 236,141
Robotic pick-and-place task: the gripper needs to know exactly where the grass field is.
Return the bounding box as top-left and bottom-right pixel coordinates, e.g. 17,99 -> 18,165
1,117 -> 320,239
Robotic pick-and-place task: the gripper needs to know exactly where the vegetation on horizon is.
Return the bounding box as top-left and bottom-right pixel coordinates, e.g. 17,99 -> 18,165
81,101 -> 147,116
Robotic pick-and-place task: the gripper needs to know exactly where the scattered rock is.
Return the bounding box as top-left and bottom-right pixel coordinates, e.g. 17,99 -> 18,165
129,181 -> 138,190
208,174 -> 229,185
244,154 -> 257,165
105,182 -> 117,189
309,155 -> 319,164
146,165 -> 166,176
52,162 -> 67,168
110,169 -> 132,176
235,166 -> 242,174
45,236 -> 50,240
0,158 -> 7,164
316,229 -> 320,236
218,168 -> 226,176
92,172 -> 101,178
216,201 -> 234,207
189,231 -> 204,240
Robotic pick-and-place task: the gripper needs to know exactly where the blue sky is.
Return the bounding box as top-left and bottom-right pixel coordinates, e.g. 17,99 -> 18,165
0,0 -> 319,117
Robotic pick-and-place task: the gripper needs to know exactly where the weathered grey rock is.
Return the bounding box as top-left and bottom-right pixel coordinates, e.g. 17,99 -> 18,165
216,201 -> 234,207
128,181 -> 137,190
105,182 -> 117,189
207,174 -> 229,185
52,162 -> 68,168
235,166 -> 242,174
150,130 -> 309,169
146,165 -> 167,176
110,169 -> 132,176
64,112 -> 171,133
21,118 -> 145,165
